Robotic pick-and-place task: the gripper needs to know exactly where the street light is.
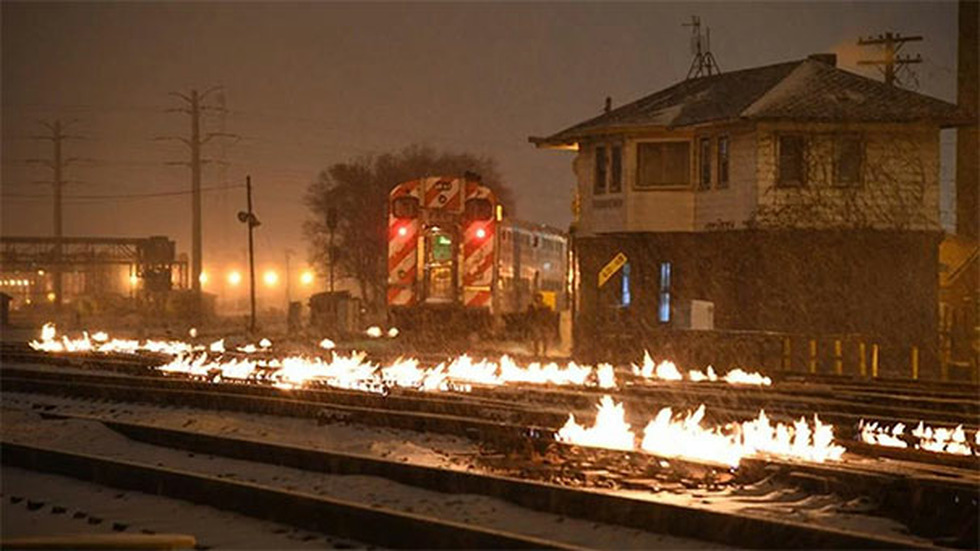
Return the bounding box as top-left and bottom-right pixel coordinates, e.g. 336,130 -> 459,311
300,270 -> 315,286
227,270 -> 242,286
263,270 -> 278,287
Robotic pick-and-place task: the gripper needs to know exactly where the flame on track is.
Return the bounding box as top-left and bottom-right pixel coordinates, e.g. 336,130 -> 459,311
30,323 -> 197,356
631,351 -> 772,386
556,396 -> 844,467
859,420 -> 979,456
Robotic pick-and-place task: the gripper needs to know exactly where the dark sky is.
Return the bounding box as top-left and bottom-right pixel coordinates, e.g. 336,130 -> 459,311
1,1 -> 959,271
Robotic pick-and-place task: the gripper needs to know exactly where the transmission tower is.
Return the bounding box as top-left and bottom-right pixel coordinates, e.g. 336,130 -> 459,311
857,32 -> 923,87
158,87 -> 236,322
28,119 -> 83,309
684,16 -> 721,79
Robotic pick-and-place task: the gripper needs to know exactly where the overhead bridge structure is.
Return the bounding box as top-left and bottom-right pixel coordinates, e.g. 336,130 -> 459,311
0,235 -> 187,300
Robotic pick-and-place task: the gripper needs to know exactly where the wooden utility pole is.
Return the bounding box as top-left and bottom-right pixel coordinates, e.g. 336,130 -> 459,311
956,0 -> 978,240
29,119 -> 81,310
161,86 -> 235,322
857,32 -> 923,86
238,175 -> 261,334
326,207 -> 338,293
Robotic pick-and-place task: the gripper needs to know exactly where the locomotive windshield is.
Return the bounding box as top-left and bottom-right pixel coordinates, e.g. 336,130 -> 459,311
464,198 -> 493,221
392,196 -> 419,219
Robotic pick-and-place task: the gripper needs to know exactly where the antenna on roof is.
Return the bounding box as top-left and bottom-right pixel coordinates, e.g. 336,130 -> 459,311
684,15 -> 721,79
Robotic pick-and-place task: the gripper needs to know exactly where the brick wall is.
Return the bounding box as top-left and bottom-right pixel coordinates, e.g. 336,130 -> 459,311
573,229 -> 941,378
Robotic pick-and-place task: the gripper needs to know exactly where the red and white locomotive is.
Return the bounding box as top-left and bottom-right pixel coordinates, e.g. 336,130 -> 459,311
386,174 -> 567,332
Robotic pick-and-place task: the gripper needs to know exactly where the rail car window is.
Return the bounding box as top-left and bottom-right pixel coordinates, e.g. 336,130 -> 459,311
464,198 -> 493,221
392,196 -> 420,219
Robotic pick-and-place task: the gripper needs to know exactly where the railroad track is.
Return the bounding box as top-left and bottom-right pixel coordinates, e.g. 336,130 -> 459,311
4,345 -> 978,431
4,364 -> 979,500
4,409 -> 967,549
3,358 -> 979,470
0,441 -> 577,550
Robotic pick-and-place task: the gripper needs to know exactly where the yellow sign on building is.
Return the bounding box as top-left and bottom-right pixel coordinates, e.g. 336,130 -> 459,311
598,252 -> 628,287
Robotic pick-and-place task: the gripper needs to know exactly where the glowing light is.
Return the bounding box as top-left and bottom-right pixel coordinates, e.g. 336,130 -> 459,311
227,271 -> 242,286
397,226 -> 408,237
46,292 -> 56,302
475,227 -> 487,239
37,269 -> 45,275
300,271 -> 315,285
263,270 -> 279,286
189,327 -> 198,338
319,338 -> 336,350
387,327 -> 399,338
129,275 -> 139,286
366,326 -> 383,338
198,272 -> 208,285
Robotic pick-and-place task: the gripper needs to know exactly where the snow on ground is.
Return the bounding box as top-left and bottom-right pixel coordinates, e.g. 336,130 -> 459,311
1,406 -> 721,549
2,391 -> 477,468
2,390 -> 930,546
1,467 -> 361,549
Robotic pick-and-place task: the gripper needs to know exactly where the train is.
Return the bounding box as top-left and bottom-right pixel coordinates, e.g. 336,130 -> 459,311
386,175 -> 567,333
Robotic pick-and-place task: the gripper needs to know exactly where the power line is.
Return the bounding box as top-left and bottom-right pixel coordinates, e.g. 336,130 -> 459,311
3,184 -> 244,201
159,86 -> 239,319
857,32 -> 923,87
26,119 -> 84,308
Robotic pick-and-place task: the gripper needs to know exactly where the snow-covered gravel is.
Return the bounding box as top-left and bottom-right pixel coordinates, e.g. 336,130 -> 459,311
2,391 -> 477,468
1,389 -> 930,547
1,403 -> 719,549
2,467 -> 361,549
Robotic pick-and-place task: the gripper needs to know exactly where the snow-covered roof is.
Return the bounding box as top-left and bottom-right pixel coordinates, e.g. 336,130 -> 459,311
531,56 -> 965,148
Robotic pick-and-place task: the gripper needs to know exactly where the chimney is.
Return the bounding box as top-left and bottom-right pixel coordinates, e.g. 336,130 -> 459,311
604,96 -> 612,113
808,53 -> 837,67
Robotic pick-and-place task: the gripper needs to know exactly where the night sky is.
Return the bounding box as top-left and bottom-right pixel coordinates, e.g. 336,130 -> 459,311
1,1 -> 959,272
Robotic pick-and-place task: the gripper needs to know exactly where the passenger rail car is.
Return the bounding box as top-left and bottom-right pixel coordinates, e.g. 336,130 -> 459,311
386,176 -> 567,333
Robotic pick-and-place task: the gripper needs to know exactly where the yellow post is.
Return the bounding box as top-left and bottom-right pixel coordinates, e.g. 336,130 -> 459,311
833,339 -> 843,375
859,341 -> 867,378
911,346 -> 919,381
782,337 -> 791,371
808,339 -> 817,374
871,344 -> 879,378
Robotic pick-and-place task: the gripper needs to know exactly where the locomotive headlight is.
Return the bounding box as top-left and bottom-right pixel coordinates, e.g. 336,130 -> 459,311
397,226 -> 408,237
475,227 -> 487,240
